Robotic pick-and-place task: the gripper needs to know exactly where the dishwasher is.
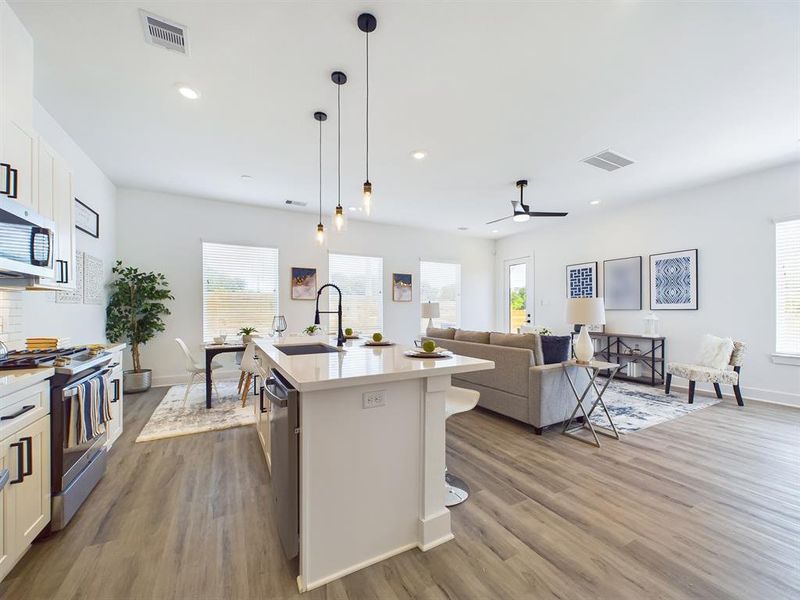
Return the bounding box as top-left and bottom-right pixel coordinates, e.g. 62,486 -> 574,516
264,368 -> 299,560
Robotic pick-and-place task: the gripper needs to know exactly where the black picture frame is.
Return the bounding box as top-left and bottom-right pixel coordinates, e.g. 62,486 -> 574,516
565,261 -> 598,298
603,255 -> 642,310
649,249 -> 699,310
74,198 -> 99,238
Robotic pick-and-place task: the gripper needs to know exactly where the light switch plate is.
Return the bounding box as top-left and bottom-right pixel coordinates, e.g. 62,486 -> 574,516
363,390 -> 386,409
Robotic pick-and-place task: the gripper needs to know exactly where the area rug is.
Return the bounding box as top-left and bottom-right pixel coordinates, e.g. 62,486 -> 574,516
586,379 -> 720,434
136,380 -> 256,443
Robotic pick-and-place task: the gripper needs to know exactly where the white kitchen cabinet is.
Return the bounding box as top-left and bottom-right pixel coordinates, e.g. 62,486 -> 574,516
105,360 -> 124,449
0,378 -> 51,583
28,138 -> 75,290
0,0 -> 36,208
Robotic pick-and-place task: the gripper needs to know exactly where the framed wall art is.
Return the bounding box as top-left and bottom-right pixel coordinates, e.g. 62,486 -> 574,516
75,198 -> 99,238
566,261 -> 598,298
392,273 -> 412,302
603,256 -> 642,310
291,267 -> 317,300
649,249 -> 698,310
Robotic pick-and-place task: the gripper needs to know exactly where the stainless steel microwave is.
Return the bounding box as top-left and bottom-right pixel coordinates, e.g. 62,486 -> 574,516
0,196 -> 55,280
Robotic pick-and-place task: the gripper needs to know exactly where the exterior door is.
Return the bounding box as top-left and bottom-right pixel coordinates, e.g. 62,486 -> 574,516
504,258 -> 532,333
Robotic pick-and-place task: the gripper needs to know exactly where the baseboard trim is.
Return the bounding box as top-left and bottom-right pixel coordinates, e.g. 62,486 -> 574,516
299,542 -> 418,592
670,382 -> 799,409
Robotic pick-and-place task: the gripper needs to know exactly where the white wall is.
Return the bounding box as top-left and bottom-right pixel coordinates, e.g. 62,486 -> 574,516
116,189 -> 495,385
0,101 -> 116,348
495,162 -> 800,406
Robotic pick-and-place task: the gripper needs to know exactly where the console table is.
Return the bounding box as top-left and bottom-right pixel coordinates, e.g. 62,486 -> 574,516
569,332 -> 666,386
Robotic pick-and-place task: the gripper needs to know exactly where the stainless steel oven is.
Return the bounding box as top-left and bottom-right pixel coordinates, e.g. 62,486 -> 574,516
0,195 -> 55,280
46,357 -> 114,533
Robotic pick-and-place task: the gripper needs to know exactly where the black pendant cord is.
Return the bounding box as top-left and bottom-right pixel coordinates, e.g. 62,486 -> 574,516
365,29 -> 369,182
337,81 -> 342,210
319,118 -> 323,224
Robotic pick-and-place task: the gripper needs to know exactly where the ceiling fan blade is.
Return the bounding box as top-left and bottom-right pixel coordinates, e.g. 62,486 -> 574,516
526,211 -> 569,217
485,215 -> 513,224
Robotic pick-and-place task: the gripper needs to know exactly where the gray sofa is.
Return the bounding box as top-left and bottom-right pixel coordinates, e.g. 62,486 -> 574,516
426,327 -> 590,433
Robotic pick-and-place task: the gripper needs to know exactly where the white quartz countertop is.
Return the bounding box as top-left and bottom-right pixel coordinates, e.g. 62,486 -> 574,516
255,336 -> 494,392
0,367 -> 55,397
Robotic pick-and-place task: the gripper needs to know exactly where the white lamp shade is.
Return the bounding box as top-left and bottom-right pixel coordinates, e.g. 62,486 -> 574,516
421,302 -> 440,319
566,297 -> 606,325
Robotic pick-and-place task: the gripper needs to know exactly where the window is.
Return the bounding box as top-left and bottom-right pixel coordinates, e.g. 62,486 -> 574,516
328,253 -> 383,334
776,218 -> 800,356
420,261 -> 461,331
202,242 -> 279,342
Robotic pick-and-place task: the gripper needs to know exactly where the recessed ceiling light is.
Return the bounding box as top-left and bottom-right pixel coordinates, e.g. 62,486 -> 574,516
412,151 -> 426,160
491,229 -> 499,233
240,174 -> 253,180
457,226 -> 468,231
589,199 -> 601,205
176,84 -> 200,100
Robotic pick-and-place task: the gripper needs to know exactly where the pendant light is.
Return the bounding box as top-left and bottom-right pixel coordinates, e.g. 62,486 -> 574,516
331,71 -> 347,231
358,13 -> 377,215
314,111 -> 327,244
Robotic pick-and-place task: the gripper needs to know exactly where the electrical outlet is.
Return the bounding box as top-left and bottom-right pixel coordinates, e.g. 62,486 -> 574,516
363,390 -> 386,409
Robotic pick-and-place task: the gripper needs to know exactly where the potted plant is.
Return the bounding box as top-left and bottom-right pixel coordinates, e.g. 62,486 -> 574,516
303,324 -> 322,336
106,261 -> 174,393
239,326 -> 258,343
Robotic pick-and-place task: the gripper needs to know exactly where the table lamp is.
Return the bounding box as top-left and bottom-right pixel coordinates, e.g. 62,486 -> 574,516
566,297 -> 606,364
421,301 -> 440,332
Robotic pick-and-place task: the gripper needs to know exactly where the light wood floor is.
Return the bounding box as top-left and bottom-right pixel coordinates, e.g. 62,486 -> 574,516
2,386 -> 799,599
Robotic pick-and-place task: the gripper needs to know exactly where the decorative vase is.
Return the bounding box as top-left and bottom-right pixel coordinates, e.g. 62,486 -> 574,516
644,312 -> 660,337
574,326 -> 594,363
123,369 -> 152,393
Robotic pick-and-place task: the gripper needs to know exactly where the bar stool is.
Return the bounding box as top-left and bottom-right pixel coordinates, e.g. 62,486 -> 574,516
445,386 -> 479,507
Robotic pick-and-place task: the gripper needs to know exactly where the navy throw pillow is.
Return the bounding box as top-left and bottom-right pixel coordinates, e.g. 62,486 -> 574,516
540,335 -> 571,364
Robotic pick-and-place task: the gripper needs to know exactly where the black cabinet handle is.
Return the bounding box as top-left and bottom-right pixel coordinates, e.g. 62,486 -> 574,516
1,404 -> 35,421
21,436 -> 32,477
111,379 -> 120,403
63,260 -> 69,284
9,442 -> 24,484
55,260 -> 68,284
0,163 -> 10,196
7,167 -> 18,199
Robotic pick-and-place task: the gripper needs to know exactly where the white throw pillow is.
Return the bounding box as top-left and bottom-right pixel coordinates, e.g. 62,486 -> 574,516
696,334 -> 735,370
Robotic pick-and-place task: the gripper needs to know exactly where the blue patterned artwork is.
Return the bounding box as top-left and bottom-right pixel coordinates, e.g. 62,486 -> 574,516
566,262 -> 598,298
649,249 -> 698,310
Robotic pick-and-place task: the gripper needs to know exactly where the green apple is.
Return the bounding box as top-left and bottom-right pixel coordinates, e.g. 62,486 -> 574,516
422,340 -> 436,353
372,332 -> 383,342
345,328 -> 353,336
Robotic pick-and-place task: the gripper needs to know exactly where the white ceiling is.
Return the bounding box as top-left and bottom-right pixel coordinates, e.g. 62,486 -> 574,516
11,0 -> 800,238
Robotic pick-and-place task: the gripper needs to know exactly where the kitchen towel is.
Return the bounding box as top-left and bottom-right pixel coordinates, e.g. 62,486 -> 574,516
66,372 -> 112,447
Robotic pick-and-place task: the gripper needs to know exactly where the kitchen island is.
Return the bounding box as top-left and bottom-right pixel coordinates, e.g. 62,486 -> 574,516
254,336 -> 494,592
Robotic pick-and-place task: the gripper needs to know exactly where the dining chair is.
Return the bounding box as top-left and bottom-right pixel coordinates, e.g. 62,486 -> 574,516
175,338 -> 222,408
239,342 -> 261,407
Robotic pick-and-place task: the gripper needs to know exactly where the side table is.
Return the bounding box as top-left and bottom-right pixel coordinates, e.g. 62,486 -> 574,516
561,359 -> 621,447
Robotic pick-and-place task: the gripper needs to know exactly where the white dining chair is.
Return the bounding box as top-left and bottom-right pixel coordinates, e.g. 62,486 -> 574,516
239,342 -> 260,407
175,338 -> 222,408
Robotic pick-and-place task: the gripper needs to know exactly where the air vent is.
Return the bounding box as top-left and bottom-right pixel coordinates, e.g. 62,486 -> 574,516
285,200 -> 307,207
582,150 -> 634,172
140,10 -> 189,55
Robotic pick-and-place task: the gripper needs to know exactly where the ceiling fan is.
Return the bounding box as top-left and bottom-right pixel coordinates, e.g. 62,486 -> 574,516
486,180 -> 568,224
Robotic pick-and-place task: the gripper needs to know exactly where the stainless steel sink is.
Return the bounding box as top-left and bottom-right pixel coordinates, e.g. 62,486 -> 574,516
275,343 -> 341,356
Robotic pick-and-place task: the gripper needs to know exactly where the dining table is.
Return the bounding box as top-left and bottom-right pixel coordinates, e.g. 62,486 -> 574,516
203,342 -> 245,408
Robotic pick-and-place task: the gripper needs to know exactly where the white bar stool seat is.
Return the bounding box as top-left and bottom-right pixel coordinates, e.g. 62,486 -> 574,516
445,386 -> 479,507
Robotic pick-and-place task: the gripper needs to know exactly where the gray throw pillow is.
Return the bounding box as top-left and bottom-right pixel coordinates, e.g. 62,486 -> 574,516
454,329 -> 491,344
425,326 -> 456,340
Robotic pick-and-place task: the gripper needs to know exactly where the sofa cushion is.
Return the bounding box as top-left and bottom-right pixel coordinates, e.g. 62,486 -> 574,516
489,332 -> 544,365
540,335 -> 571,364
425,326 -> 456,340
454,329 -> 491,344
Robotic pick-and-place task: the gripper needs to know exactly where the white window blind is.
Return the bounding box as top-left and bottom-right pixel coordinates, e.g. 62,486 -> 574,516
328,253 -> 383,335
776,219 -> 800,355
420,260 -> 461,332
202,242 -> 279,342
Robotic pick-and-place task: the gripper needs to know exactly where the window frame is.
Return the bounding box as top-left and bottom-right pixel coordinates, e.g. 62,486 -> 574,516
201,240 -> 280,343
419,259 -> 462,332
327,251 -> 384,335
773,216 -> 800,365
